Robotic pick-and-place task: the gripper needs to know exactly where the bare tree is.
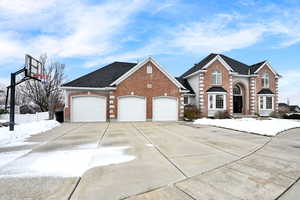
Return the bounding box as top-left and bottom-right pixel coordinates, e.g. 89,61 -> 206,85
21,54 -> 65,119
0,83 -> 6,105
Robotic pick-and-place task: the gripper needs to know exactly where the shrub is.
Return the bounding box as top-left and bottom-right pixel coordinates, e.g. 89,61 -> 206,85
270,111 -> 283,118
0,109 -> 8,115
214,111 -> 231,119
184,105 -> 201,120
284,113 -> 300,120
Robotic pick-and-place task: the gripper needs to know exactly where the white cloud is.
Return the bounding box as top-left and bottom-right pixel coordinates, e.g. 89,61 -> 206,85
0,0 -> 147,62
279,70 -> 300,105
171,21 -> 266,54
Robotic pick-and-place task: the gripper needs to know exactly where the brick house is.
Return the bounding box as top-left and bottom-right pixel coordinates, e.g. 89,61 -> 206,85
61,57 -> 187,122
180,54 -> 281,117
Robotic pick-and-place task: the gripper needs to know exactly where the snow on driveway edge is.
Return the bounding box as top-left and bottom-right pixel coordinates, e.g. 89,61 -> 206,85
193,118 -> 300,136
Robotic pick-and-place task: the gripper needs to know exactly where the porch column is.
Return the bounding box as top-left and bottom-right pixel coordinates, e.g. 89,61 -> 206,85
109,91 -> 116,120
229,75 -> 233,114
199,72 -> 205,114
275,78 -> 279,112
250,77 -> 256,115
179,94 -> 185,119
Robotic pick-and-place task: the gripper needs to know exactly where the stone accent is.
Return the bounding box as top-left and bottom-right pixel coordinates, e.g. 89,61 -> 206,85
108,91 -> 116,120
275,78 -> 279,112
250,77 -> 256,115
198,72 -> 205,113
179,94 -> 185,118
229,75 -> 233,114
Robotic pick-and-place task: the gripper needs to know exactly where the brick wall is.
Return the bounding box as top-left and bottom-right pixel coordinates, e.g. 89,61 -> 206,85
112,61 -> 181,120
255,65 -> 277,112
64,91 -> 108,121
202,60 -> 230,116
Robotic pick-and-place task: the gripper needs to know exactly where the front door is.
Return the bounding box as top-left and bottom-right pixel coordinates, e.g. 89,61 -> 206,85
233,96 -> 243,113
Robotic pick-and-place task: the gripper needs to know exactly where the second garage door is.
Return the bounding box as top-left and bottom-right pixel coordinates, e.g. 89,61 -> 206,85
118,96 -> 146,121
153,97 -> 178,121
72,96 -> 106,122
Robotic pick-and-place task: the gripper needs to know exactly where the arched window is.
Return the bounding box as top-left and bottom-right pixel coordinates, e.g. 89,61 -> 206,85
233,85 -> 242,95
212,69 -> 222,85
262,72 -> 270,88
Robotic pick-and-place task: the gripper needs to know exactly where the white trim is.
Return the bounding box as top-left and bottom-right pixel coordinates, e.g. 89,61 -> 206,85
207,93 -> 227,111
202,55 -> 234,71
152,96 -> 178,121
110,57 -> 185,89
61,86 -> 116,91
183,55 -> 233,79
258,95 -> 274,111
206,91 -> 227,94
117,95 -> 147,122
231,73 -> 258,77
254,62 -> 279,76
71,95 -> 107,122
183,70 -> 207,79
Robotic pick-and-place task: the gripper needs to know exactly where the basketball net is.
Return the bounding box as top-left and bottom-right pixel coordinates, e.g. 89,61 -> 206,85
32,73 -> 49,84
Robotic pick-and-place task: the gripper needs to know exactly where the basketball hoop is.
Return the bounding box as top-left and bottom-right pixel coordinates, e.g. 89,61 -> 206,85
25,54 -> 43,81
33,73 -> 49,84
6,54 -> 43,131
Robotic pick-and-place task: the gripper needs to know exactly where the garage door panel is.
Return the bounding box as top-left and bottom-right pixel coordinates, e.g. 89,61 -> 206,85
72,96 -> 106,122
153,97 -> 178,121
118,96 -> 146,121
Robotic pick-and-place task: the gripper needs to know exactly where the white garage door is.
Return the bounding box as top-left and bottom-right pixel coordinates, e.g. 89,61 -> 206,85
118,96 -> 146,121
153,97 -> 178,121
72,96 -> 106,122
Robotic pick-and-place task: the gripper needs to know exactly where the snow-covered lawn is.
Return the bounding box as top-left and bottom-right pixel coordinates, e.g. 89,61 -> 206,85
0,146 -> 135,177
194,118 -> 300,136
0,120 -> 60,146
0,120 -> 60,169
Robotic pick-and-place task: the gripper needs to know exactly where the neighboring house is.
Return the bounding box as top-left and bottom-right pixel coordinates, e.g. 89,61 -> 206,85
278,103 -> 290,113
61,57 -> 188,122
179,54 -> 281,117
289,105 -> 300,113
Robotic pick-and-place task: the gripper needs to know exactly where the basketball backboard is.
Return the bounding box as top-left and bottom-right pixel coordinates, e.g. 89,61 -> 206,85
25,54 -> 43,79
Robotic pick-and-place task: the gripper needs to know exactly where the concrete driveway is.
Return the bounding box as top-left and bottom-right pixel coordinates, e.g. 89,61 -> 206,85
0,122 -> 299,200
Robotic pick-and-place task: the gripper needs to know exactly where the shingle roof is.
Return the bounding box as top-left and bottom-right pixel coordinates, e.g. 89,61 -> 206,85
180,54 -> 217,78
257,89 -> 274,94
279,103 -> 289,107
181,53 -> 266,77
250,61 -> 266,74
206,87 -> 227,93
289,105 -> 300,112
62,62 -> 137,88
219,54 -> 249,75
175,77 -> 195,94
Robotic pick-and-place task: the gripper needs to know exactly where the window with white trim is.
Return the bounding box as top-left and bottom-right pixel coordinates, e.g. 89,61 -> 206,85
212,69 -> 222,85
147,65 -> 152,74
262,72 -> 270,88
259,96 -> 273,110
208,94 -> 226,110
184,96 -> 189,105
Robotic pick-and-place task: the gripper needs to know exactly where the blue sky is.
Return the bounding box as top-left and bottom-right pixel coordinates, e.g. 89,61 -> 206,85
0,0 -> 300,104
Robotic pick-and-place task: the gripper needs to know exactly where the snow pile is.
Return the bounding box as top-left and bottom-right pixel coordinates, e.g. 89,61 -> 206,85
0,120 -> 60,146
194,118 -> 300,136
0,146 -> 135,177
0,150 -> 32,169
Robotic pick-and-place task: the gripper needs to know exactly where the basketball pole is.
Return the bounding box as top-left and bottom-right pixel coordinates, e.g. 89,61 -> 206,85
8,68 -> 26,131
7,55 -> 42,131
9,72 -> 16,131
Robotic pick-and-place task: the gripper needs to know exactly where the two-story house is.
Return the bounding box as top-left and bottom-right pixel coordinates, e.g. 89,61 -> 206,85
179,53 -> 280,117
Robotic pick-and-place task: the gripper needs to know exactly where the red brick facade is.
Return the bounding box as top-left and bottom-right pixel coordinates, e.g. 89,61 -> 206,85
110,61 -> 181,120
64,60 -> 183,122
64,91 -> 108,121
197,60 -> 278,117
202,60 -> 231,116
